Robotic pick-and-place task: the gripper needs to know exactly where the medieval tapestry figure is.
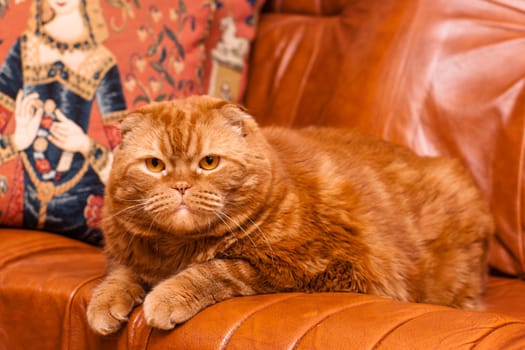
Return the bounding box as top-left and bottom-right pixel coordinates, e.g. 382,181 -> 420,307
0,0 -> 126,244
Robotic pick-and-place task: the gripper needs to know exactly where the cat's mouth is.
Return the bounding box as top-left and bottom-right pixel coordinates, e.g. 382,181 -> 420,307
176,201 -> 190,213
167,201 -> 196,231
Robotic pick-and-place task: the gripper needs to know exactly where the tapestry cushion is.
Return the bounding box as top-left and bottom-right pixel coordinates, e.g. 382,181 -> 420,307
0,0 -> 215,245
203,0 -> 265,102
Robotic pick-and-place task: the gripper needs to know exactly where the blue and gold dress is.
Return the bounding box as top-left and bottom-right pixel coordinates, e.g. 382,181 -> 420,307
0,29 -> 126,245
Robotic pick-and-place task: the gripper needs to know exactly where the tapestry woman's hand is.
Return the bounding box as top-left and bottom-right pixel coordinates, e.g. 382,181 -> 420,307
12,90 -> 44,151
49,109 -> 91,154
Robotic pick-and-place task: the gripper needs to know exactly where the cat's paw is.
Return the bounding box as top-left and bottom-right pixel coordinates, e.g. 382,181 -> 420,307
87,285 -> 145,335
143,287 -> 199,330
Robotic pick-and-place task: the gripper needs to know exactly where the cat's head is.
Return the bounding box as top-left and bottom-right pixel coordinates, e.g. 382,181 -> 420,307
106,95 -> 272,239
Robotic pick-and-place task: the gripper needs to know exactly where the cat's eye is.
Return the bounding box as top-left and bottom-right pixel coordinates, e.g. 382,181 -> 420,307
199,155 -> 220,170
145,157 -> 166,173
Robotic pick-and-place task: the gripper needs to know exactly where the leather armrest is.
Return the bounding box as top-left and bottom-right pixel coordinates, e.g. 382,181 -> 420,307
2,229 -> 525,350
146,292 -> 525,349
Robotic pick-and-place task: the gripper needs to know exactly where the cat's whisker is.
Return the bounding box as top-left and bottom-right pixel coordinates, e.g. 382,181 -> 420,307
239,214 -> 275,266
114,196 -> 148,203
192,200 -> 222,212
190,191 -> 224,212
146,212 -> 158,236
218,204 -> 275,265
194,192 -> 221,200
145,194 -> 176,215
102,201 -> 149,222
214,211 -> 240,243
125,228 -> 138,252
245,216 -> 275,265
217,210 -> 258,249
200,190 -> 222,199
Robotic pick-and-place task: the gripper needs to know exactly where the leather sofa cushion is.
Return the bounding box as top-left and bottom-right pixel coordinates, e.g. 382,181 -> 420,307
246,0 -> 525,277
1,228 -> 525,349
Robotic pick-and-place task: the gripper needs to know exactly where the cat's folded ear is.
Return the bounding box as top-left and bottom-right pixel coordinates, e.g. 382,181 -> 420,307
219,103 -> 258,137
118,112 -> 143,138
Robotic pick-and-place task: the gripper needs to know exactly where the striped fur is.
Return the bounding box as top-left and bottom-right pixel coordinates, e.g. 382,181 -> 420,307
87,96 -> 494,335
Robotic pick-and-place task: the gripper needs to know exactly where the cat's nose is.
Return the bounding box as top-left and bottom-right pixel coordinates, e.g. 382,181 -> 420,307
173,181 -> 192,195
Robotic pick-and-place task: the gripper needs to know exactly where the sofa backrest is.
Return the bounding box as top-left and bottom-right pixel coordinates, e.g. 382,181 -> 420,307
245,0 -> 525,277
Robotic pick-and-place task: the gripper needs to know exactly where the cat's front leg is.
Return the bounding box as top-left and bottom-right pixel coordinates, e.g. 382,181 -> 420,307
87,265 -> 145,335
143,259 -> 261,330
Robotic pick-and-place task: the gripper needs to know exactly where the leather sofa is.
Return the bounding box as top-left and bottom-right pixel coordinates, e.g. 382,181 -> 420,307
2,0 -> 525,349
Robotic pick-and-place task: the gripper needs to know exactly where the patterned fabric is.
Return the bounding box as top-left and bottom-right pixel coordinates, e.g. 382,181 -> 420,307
0,0 -> 215,245
204,0 -> 266,102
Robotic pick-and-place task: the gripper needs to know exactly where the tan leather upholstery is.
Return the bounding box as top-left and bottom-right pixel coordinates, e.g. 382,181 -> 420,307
1,230 -> 525,349
246,0 -> 525,276
2,0 -> 525,348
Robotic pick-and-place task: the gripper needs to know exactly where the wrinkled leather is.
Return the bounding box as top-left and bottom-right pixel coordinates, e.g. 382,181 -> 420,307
1,230 -> 525,350
2,0 -> 525,349
246,0 -> 525,276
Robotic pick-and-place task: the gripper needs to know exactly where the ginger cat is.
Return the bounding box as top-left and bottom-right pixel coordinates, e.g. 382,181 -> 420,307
87,96 -> 493,335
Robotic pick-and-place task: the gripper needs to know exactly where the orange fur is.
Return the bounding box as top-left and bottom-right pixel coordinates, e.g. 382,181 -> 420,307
87,95 -> 494,335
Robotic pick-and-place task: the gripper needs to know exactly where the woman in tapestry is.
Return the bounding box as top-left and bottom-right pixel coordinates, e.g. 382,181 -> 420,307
0,0 -> 126,245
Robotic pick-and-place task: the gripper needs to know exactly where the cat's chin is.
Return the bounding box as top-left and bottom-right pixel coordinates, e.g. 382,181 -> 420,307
154,206 -> 214,237
170,207 -> 197,229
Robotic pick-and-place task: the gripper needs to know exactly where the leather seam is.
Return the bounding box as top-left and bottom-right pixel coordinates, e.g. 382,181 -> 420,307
128,309 -> 153,350
516,112 -> 525,271
370,310 -> 448,349
0,243 -> 98,270
219,293 -> 302,350
291,297 -> 390,350
471,321 -> 525,349
61,273 -> 107,350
